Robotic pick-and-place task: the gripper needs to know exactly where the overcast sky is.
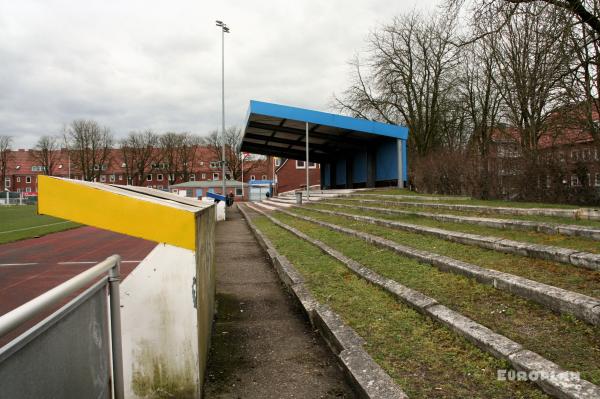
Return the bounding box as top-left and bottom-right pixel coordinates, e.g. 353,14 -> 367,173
0,0 -> 438,148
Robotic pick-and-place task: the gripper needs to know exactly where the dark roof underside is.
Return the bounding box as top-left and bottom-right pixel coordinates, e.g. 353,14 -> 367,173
241,101 -> 408,163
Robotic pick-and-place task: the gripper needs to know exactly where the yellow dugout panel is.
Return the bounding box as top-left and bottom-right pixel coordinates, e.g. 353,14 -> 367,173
38,176 -> 199,251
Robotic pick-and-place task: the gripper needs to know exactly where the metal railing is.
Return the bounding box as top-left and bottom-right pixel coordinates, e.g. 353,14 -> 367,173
0,255 -> 124,399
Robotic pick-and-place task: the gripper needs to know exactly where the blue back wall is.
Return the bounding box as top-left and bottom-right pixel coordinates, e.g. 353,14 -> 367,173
352,152 -> 367,183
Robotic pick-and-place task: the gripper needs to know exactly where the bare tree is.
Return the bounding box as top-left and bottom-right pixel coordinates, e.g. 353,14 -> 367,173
447,0 -> 600,36
178,133 -> 202,182
64,120 -> 114,181
30,135 -> 60,176
562,8 -> 600,153
159,132 -> 184,185
0,135 -> 12,190
491,3 -> 571,151
119,130 -> 159,185
204,127 -> 254,181
335,11 -> 462,156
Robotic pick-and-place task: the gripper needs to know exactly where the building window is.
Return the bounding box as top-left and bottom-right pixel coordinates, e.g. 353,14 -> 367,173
582,149 -> 591,161
262,174 -> 267,180
4,178 -> 10,188
189,174 -> 195,181
250,175 -> 255,181
595,173 -> 600,187
147,174 -> 152,181
25,176 -> 31,184
25,186 -> 31,193
571,150 -> 579,161
210,161 -> 219,169
274,158 -> 281,167
100,175 -> 106,183
31,165 -> 44,172
16,177 -> 21,183
109,175 -> 115,182
212,173 -> 219,180
157,173 -> 164,181
118,175 -> 123,181
236,188 -> 243,196
201,173 -> 206,179
571,175 -> 580,187
296,160 -> 317,169
17,188 -> 21,193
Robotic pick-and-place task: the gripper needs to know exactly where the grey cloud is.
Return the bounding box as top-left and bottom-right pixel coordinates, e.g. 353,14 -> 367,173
0,0 -> 437,148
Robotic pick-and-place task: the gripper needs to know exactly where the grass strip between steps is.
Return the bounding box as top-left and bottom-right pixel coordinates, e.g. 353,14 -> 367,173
295,206 -> 600,299
311,203 -> 600,254
328,199 -> 600,229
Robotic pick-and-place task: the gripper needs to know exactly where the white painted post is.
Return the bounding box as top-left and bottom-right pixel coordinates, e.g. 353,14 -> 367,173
241,155 -> 244,199
305,122 -> 310,200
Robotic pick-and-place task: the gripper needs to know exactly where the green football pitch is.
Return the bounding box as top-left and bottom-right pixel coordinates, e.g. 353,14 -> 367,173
0,205 -> 80,244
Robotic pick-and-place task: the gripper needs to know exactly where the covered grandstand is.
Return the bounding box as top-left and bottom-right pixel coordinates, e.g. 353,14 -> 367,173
241,100 -> 409,189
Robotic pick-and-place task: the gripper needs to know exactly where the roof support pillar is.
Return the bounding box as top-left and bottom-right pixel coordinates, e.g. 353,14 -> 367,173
305,122 -> 310,200
367,150 -> 376,188
397,139 -> 404,188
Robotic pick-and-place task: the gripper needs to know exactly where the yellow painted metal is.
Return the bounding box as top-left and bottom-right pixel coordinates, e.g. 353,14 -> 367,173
38,176 -> 197,250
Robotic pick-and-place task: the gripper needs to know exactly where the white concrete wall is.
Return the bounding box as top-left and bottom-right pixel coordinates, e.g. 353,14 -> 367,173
201,198 -> 226,221
120,244 -> 199,398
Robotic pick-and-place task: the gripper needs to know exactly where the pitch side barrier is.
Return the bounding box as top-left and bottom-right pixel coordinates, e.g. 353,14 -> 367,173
0,176 -> 216,398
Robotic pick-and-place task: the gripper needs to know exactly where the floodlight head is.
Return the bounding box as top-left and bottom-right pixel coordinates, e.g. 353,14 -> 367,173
223,26 -> 230,33
216,20 -> 223,26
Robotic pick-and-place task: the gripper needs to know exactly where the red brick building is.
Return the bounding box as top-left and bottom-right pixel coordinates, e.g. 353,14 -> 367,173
2,147 -> 267,194
272,157 -> 321,194
490,110 -> 600,201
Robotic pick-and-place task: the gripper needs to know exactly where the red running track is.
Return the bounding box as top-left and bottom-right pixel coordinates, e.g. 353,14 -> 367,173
0,226 -> 156,346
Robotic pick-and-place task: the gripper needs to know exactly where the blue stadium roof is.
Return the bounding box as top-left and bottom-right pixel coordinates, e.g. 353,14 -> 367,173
241,100 -> 408,162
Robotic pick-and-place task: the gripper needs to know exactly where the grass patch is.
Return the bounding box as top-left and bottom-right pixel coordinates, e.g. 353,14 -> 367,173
252,215 -> 548,399
268,211 -> 600,386
311,203 -> 600,254
328,199 -> 600,229
0,205 -> 80,244
293,207 -> 600,299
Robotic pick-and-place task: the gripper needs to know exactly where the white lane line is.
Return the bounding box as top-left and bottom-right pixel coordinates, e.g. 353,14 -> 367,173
57,260 -> 143,265
0,221 -> 73,234
0,263 -> 39,267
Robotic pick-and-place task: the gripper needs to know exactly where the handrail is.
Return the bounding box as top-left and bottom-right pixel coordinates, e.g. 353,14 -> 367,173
0,254 -> 120,337
0,254 -> 124,399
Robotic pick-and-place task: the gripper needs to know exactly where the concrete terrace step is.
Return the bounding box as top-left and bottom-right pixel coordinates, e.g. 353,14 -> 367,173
263,203 -> 600,326
306,207 -> 600,271
341,193 -> 472,201
340,198 -> 600,221
322,202 -> 600,241
247,204 -> 600,399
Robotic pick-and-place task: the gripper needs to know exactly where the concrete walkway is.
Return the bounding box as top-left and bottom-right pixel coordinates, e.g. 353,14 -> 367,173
204,205 -> 354,398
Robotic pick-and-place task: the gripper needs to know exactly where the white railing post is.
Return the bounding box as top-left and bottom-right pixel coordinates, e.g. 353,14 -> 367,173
108,260 -> 124,399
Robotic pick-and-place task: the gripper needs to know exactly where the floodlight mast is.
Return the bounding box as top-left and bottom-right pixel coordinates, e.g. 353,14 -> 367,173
216,20 -> 230,197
